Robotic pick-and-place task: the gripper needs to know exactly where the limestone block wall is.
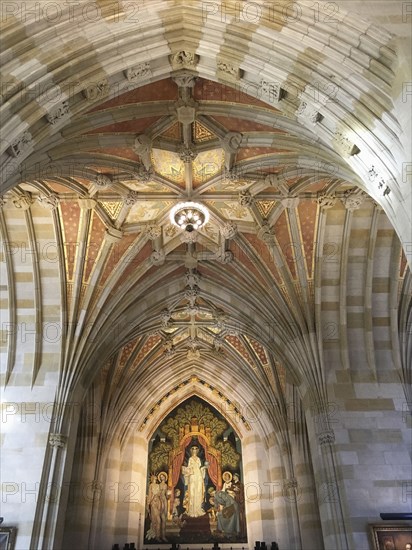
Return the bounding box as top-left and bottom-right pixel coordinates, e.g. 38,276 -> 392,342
0,202 -> 62,550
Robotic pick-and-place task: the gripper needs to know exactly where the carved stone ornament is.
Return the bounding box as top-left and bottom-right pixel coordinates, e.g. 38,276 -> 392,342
221,221 -> 238,240
145,225 -> 162,240
187,348 -> 200,360
180,231 -> 199,244
172,72 -> 197,89
125,62 -> 151,82
318,430 -> 335,446
283,478 -> 298,490
170,51 -> 199,70
333,131 -> 360,157
160,308 -> 171,328
150,249 -> 165,266
37,194 -> 60,210
179,146 -> 197,163
12,192 -> 33,210
46,100 -> 70,124
259,79 -> 285,103
94,174 -> 112,189
296,101 -> 322,124
341,189 -> 365,211
185,304 -> 200,316
368,165 -> 378,182
124,191 -> 139,206
316,193 -> 336,209
133,134 -> 152,170
257,222 -> 275,245
184,286 -> 200,305
217,60 -> 242,81
49,433 -> 67,448
222,131 -> 243,154
7,131 -> 33,157
216,250 -> 234,264
83,79 -> 109,100
0,196 -> 6,208
239,190 -> 254,207
163,338 -> 176,356
176,100 -> 197,125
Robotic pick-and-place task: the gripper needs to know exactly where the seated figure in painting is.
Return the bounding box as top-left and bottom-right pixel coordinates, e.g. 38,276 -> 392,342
211,489 -> 240,537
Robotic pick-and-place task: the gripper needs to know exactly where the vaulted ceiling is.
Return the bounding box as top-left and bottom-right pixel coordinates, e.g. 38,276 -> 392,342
0,1 -> 411,443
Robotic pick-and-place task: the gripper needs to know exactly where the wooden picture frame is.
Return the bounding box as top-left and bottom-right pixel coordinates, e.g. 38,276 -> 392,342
0,527 -> 17,550
370,524 -> 412,550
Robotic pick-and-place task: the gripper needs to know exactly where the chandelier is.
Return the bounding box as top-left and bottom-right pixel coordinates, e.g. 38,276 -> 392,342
170,201 -> 209,232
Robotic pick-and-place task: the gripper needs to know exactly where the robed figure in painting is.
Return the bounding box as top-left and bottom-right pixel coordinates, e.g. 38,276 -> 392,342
183,446 -> 208,517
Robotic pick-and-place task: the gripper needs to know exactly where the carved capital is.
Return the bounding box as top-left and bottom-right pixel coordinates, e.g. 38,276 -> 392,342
316,193 -> 336,209
172,71 -> 198,89
37,194 -> 60,210
341,189 -> 365,211
12,192 -> 33,210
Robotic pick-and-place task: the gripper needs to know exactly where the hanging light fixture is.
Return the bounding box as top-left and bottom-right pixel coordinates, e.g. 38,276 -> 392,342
170,201 -> 209,232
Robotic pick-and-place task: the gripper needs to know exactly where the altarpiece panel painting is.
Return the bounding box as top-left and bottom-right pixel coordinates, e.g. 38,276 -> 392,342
144,396 -> 247,544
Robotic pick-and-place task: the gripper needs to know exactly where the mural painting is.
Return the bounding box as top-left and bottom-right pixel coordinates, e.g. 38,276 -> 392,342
144,397 -> 247,544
